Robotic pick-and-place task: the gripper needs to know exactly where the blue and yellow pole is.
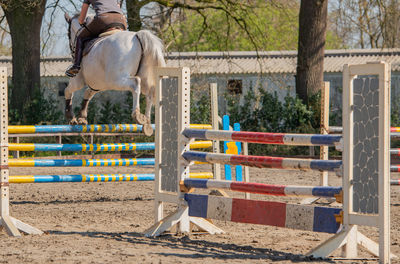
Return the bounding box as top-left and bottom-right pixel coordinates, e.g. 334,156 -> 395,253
9,172 -> 213,183
8,158 -> 155,167
8,124 -> 211,134
8,141 -> 212,152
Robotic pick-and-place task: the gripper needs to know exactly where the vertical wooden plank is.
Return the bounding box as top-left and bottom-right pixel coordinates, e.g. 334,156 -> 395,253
57,135 -> 62,157
0,67 -> 9,218
210,83 -> 221,180
154,67 -> 163,222
90,134 -> 94,159
379,63 -> 391,263
243,142 -> 250,199
342,64 -> 357,258
14,136 -> 19,159
0,67 -> 20,236
320,82 -> 330,186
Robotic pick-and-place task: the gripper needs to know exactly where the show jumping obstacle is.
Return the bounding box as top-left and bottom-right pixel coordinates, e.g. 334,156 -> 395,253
9,172 -> 212,183
144,65 -> 394,263
9,158 -> 155,167
8,125 -> 212,180
321,94 -> 400,186
8,141 -> 211,152
8,123 -> 211,134
391,179 -> 400,185
0,66 -> 216,236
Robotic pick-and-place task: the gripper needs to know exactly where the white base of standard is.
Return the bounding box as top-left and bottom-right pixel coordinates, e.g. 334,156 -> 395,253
144,207 -> 224,237
0,215 -> 43,236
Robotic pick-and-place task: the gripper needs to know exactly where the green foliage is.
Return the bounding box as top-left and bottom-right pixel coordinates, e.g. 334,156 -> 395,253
87,98 -> 100,124
163,2 -> 299,52
391,97 -> 400,127
190,92 -> 211,124
226,88 -> 319,156
325,30 -> 345,49
161,1 -> 343,52
9,87 -> 63,125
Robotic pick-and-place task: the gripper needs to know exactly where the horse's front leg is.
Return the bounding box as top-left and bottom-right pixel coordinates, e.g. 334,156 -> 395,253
77,87 -> 98,125
65,77 -> 84,124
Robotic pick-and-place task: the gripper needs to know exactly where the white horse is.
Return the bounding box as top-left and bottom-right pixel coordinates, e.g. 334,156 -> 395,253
64,13 -> 165,136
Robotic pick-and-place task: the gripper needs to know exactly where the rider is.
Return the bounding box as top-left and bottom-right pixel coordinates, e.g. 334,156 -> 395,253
65,0 -> 127,77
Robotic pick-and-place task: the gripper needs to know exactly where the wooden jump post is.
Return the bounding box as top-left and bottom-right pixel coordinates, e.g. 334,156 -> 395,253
144,64 -> 394,263
0,67 -> 43,236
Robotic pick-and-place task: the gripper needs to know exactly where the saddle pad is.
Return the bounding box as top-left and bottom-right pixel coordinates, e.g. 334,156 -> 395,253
83,29 -> 123,57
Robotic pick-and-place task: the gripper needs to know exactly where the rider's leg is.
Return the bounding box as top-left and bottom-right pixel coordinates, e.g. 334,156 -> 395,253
65,25 -> 92,78
65,37 -> 85,77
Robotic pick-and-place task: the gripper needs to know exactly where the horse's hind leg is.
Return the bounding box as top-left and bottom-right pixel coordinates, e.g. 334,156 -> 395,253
65,77 -> 84,124
130,77 -> 152,136
145,94 -> 153,123
130,77 -> 148,125
77,87 -> 98,125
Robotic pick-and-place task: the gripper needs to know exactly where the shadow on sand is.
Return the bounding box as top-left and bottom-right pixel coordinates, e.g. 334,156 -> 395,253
47,230 -> 335,263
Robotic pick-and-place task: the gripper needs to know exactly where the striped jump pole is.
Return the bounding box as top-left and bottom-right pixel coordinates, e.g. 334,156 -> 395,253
329,126 -> 400,133
8,124 -> 155,134
391,179 -> 400,185
390,149 -> 400,156
390,165 -> 400,172
10,174 -> 154,183
9,172 -> 213,183
8,141 -> 212,152
185,193 -> 341,234
182,178 -> 342,199
9,143 -> 154,152
8,123 -> 212,134
182,151 -> 342,172
329,126 -> 400,138
183,129 -> 342,146
8,158 -> 155,167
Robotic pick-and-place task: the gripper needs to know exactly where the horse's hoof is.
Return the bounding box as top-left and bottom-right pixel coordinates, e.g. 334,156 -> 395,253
143,123 -> 153,136
69,117 -> 78,125
133,109 -> 148,125
77,117 -> 88,125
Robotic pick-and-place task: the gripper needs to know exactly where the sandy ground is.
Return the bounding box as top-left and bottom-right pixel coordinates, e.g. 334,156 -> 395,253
0,164 -> 399,264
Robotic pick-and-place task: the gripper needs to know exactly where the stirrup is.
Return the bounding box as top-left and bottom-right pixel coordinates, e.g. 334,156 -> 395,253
65,65 -> 81,77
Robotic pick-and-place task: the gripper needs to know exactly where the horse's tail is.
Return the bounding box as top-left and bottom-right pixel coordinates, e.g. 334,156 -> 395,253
135,30 -> 166,94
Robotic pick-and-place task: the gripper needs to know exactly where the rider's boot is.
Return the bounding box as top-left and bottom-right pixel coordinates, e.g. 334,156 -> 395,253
66,38 -> 84,77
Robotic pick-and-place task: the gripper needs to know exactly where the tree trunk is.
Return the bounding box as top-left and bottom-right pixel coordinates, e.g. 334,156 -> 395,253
296,0 -> 328,103
126,0 -> 142,31
2,0 -> 46,118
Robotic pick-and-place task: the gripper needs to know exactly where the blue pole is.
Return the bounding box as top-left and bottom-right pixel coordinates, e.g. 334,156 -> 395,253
234,123 -> 243,181
223,115 -> 232,180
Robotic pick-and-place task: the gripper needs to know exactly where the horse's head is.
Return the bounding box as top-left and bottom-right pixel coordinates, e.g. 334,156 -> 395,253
64,13 -> 94,57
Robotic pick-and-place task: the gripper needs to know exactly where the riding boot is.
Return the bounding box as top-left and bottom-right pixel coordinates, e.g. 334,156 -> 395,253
66,38 -> 84,77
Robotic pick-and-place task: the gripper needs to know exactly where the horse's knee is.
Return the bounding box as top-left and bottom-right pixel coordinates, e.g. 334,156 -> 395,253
64,86 -> 73,99
132,76 -> 141,91
134,76 -> 141,85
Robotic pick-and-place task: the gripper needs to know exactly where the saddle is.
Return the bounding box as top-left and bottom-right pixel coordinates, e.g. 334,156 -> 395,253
82,29 -> 123,57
